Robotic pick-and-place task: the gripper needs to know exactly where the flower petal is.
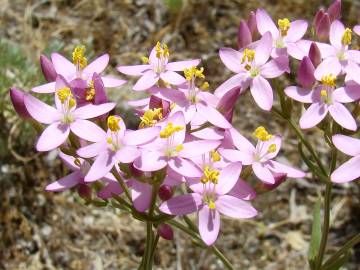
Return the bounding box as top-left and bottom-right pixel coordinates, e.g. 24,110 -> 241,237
299,103 -> 328,129
191,127 -> 224,140
216,162 -> 242,195
252,162 -> 275,184
344,61 -> 360,85
74,102 -> 115,119
196,102 -> 232,129
284,20 -> 308,43
168,157 -> 202,178
329,20 -> 345,49
332,134 -> 360,156
51,53 -> 76,80
24,94 -> 61,124
314,57 -> 342,81
133,70 -> 159,91
214,73 -> 249,98
133,150 -> 167,172
250,76 -> 273,111
131,180 -> 152,212
83,54 -> 109,77
101,76 -> 127,88
166,59 -> 201,71
97,181 -> 123,199
123,127 -> 160,146
85,151 -> 117,182
218,149 -> 254,164
256,9 -> 279,38
116,146 -> 140,163
216,195 -> 257,218
219,48 -> 244,73
331,156 -> 360,183
228,179 -> 257,200
260,56 -> 289,78
267,160 -> 305,178
36,122 -> 70,151
333,85 -> 360,103
46,171 -> 82,192
229,128 -> 255,152
159,193 -> 202,215
117,64 -> 151,76
328,103 -> 357,131
70,119 -> 106,142
255,32 -> 273,65
284,86 -> 314,103
31,82 -> 56,93
198,205 -> 220,246
179,140 -> 221,159
160,70 -> 186,85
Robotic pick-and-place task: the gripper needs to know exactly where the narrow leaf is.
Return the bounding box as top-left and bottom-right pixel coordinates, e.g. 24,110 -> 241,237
308,198 -> 322,269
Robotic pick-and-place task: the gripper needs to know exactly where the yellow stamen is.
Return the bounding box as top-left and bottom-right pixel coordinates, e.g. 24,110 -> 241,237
341,28 -> 352,46
159,122 -> 183,138
57,87 -> 72,103
208,200 -> 216,209
69,98 -> 76,109
141,56 -> 149,64
320,89 -> 328,98
175,144 -> 183,152
201,166 -> 220,184
278,18 -> 291,36
210,150 -> 221,162
107,116 -> 121,132
74,158 -> 82,167
241,48 -> 255,64
253,126 -> 273,141
85,81 -> 96,101
155,41 -> 170,59
268,144 -> 277,153
170,103 -> 176,110
139,108 -> 163,128
184,66 -> 205,81
321,74 -> 336,87
106,137 -> 113,144
72,45 -> 87,69
200,81 -> 210,90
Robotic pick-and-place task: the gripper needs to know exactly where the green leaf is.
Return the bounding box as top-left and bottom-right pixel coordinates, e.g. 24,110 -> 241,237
162,0 -> 183,13
308,198 -> 322,269
322,251 -> 351,270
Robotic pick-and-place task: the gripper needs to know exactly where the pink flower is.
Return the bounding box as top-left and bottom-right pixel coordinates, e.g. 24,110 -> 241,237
216,32 -> 289,110
134,111 -> 221,177
159,162 -> 257,246
32,46 -> 125,93
77,115 -> 160,182
314,20 -> 360,83
24,77 -> 115,151
256,9 -> 309,59
285,75 -> 360,130
219,127 -> 305,184
117,42 -> 200,91
331,134 -> 360,183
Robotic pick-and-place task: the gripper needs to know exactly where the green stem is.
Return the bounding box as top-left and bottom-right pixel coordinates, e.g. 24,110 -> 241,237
111,167 -> 132,202
143,221 -> 154,270
149,233 -> 160,265
210,246 -> 235,270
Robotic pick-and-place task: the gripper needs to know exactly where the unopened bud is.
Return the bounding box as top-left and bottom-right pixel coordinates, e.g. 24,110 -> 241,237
297,56 -> 315,88
327,0 -> 341,22
316,13 -> 331,41
157,224 -> 174,240
247,11 -> 257,35
158,185 -> 173,201
237,20 -> 252,49
40,54 -> 57,82
77,184 -> 92,200
9,88 -> 31,119
308,42 -> 321,68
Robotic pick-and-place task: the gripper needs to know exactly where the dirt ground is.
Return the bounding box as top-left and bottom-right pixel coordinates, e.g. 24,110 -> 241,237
1,0 -> 360,269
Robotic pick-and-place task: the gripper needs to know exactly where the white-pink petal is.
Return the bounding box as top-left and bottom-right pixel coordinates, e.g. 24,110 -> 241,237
219,48 -> 244,73
101,76 -> 127,88
196,102 -> 232,129
252,162 -> 275,184
166,59 -> 201,71
284,86 -> 314,103
160,70 -> 186,85
216,195 -> 257,218
46,171 -> 82,192
331,156 -> 360,183
198,205 -> 220,246
299,103 -> 328,129
332,134 -> 360,156
70,119 -> 106,142
328,102 -> 357,131
31,82 -> 56,93
250,76 -> 273,111
284,20 -> 308,43
24,94 -> 61,124
51,53 -> 76,80
329,20 -> 345,49
36,122 -> 70,151
117,64 -> 151,76
133,70 -> 159,91
159,193 -> 202,215
216,162 -> 242,195
256,9 -> 279,38
74,102 -> 115,119
255,32 -> 273,66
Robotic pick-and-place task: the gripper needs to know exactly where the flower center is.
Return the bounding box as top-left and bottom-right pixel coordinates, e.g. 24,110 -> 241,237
85,80 -> 96,102
183,66 -> 206,104
160,122 -> 184,157
154,41 -> 169,73
321,74 -> 336,88
278,18 -> 291,37
139,108 -> 163,128
57,87 -> 76,124
106,116 -> 123,152
242,49 -> 259,77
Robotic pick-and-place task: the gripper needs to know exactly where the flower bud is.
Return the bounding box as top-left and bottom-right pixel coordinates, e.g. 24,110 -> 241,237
237,20 -> 252,49
313,9 -> 325,28
158,185 -> 173,201
9,88 -> 31,119
297,56 -> 315,88
93,73 -> 107,104
149,95 -> 171,117
308,42 -> 321,68
217,87 -> 240,114
129,163 -> 143,178
261,173 -> 287,191
315,13 -> 331,41
77,184 -> 92,200
247,11 -> 257,35
327,0 -> 341,21
40,54 -> 57,82
157,224 -> 174,240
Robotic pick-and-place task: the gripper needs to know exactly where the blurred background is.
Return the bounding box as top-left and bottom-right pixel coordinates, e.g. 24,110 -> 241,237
1,0 -> 360,269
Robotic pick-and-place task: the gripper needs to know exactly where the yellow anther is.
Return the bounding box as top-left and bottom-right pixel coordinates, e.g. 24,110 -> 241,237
241,48 -> 255,64
210,150 -> 221,162
320,89 -> 328,97
74,158 -> 82,167
278,18 -> 291,36
85,81 -> 95,101
139,108 -> 163,128
253,126 -> 273,141
268,144 -> 277,153
184,66 -> 205,81
57,87 -> 72,103
321,74 -> 336,87
106,137 -> 113,144
141,56 -> 149,64
72,45 -> 87,69
200,81 -> 210,90
107,116 -> 121,132
208,200 -> 216,209
341,28 -> 352,46
159,122 -> 183,138
170,103 -> 176,110
175,144 -> 184,152
201,166 -> 220,184
69,98 -> 76,109
155,41 -> 169,59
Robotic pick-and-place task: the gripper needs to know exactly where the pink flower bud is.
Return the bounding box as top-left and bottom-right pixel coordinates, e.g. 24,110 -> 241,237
313,9 -> 325,28
247,11 -> 257,35
77,184 -> 92,199
297,56 -> 315,88
308,42 -> 321,68
9,88 -> 31,119
217,87 -> 240,114
40,54 -> 57,82
237,20 -> 252,49
327,0 -> 341,21
259,173 -> 287,192
130,163 -> 143,178
158,185 -> 173,201
157,224 -> 174,240
316,13 -> 331,41
149,95 -> 171,117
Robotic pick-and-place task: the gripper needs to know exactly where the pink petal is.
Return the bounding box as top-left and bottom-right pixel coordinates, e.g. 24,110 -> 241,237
316,42 -> 336,58
196,102 -> 232,129
36,122 -> 70,151
354,25 -> 360,36
59,151 -> 80,171
74,102 -> 115,119
286,41 -> 310,60
252,162 -> 275,184
83,54 -> 109,78
77,141 -> 107,158
329,20 -> 345,49
133,150 -> 167,172
250,76 -> 273,111
332,134 -> 360,156
256,8 -> 279,38
218,149 -> 253,164
191,127 -> 224,140
51,53 -> 76,80
159,193 -> 202,215
70,119 -> 106,142
100,76 -> 126,88
216,195 -> 257,218
284,20 -> 308,43
163,111 -> 186,145
168,157 -> 202,178
219,48 -> 244,73
31,82 -> 56,93
160,70 -> 186,85
215,73 -> 250,98
216,162 -> 242,195
133,70 -> 159,91
85,151 -> 117,182
284,86 -> 314,103
267,160 -> 305,178
299,103 -> 328,129
179,140 -> 221,159
314,57 -> 342,81
331,156 -> 360,183
117,64 -> 151,76
259,135 -> 282,160
166,59 -> 201,71
346,50 -> 360,64
344,61 -> 360,85
46,171 -> 82,192
198,205 -> 220,246
97,181 -> 123,199
131,180 -> 152,212
229,127 -> 255,152
228,179 -> 257,200
260,56 -> 289,79
329,103 -> 357,131
123,127 -> 160,146
128,97 -> 150,107
24,94 -> 61,124
255,32 -> 273,66
116,146 -> 140,163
